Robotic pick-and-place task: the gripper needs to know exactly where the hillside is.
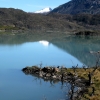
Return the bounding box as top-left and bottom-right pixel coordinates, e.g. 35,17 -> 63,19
0,7 -> 100,34
0,8 -> 82,32
51,0 -> 100,14
48,13 -> 100,31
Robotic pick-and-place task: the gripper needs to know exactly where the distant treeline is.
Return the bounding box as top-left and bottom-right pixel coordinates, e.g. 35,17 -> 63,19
0,8 -> 100,31
48,13 -> 100,25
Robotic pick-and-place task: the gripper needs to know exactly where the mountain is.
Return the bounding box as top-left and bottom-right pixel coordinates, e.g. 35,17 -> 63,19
34,7 -> 52,14
51,0 -> 100,14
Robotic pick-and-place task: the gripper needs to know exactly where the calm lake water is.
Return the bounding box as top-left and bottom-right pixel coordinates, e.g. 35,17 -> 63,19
0,32 -> 100,100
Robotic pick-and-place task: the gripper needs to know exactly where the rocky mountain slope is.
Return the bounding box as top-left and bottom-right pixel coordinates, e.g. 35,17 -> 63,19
51,0 -> 100,14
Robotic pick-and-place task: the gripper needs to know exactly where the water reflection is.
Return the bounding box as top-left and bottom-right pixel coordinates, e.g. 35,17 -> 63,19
51,35 -> 100,67
39,40 -> 49,46
0,34 -> 83,69
0,32 -> 100,100
0,33 -> 99,67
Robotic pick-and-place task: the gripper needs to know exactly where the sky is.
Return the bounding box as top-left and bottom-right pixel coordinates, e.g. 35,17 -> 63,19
0,0 -> 70,12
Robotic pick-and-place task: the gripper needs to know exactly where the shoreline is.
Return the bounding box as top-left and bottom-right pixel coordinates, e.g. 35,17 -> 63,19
22,65 -> 100,100
0,29 -> 100,37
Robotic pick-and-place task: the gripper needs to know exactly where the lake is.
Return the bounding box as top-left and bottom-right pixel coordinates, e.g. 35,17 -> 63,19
0,32 -> 100,100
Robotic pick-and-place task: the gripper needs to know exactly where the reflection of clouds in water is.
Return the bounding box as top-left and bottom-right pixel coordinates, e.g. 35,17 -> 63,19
39,40 -> 49,46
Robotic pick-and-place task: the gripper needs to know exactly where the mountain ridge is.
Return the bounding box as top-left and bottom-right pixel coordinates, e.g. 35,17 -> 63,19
51,0 -> 100,14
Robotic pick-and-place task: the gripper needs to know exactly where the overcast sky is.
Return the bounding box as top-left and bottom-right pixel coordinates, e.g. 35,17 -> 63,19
0,0 -> 70,12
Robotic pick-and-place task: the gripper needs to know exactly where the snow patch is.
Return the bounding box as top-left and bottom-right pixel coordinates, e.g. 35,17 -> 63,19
34,7 -> 52,14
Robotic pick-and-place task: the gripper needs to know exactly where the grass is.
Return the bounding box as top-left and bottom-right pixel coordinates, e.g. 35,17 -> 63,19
65,67 -> 100,100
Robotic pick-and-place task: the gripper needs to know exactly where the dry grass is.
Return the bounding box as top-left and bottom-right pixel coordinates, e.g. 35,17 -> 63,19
66,67 -> 100,100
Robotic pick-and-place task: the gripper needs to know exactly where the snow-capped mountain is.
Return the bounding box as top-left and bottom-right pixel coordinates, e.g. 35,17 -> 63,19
34,7 -> 52,14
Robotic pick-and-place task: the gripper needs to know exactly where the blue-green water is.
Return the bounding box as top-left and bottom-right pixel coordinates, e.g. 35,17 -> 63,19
0,41 -> 82,69
0,33 -> 100,100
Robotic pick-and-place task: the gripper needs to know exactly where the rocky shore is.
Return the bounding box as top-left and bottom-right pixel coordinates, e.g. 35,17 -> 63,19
22,66 -> 65,81
22,66 -> 90,99
22,65 -> 100,100
22,66 -> 91,85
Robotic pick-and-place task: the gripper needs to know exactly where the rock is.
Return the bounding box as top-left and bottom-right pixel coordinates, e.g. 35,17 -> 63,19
39,71 -> 43,77
46,73 -> 51,77
42,67 -> 51,73
22,67 -> 27,71
52,75 -> 57,79
22,67 -> 32,74
53,68 -> 59,73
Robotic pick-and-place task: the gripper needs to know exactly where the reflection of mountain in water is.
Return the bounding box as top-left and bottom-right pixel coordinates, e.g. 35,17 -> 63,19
0,32 -> 100,66
51,36 -> 100,67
